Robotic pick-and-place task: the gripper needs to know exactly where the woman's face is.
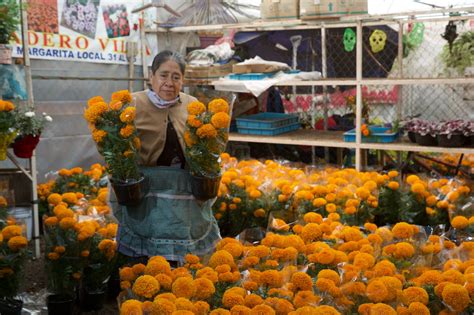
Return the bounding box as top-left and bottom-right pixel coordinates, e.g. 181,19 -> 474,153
150,60 -> 183,101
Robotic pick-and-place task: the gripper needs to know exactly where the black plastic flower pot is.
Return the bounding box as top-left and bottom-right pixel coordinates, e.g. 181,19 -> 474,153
81,289 -> 106,311
191,175 -> 221,201
437,134 -> 466,148
0,298 -> 23,315
110,174 -> 149,206
415,133 -> 437,146
470,135 -> 474,146
47,294 -> 74,315
407,131 -> 417,143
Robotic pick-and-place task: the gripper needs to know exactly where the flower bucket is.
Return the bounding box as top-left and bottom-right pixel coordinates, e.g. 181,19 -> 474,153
47,294 -> 74,315
437,134 -> 466,148
81,289 -> 106,311
0,131 -> 17,160
415,133 -> 437,146
110,174 -> 149,206
0,298 -> 22,315
0,44 -> 12,65
191,175 -> 221,201
12,134 -> 40,158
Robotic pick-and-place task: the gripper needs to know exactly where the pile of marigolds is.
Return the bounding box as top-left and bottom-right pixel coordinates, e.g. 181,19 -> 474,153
119,217 -> 474,314
214,154 -> 472,237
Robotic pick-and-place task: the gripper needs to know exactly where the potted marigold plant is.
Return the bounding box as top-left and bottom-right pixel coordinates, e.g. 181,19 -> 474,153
184,98 -> 233,201
0,0 -> 20,64
0,100 -> 17,160
84,90 -> 146,206
43,210 -> 96,315
0,223 -> 29,315
12,107 -> 52,158
80,223 -> 118,311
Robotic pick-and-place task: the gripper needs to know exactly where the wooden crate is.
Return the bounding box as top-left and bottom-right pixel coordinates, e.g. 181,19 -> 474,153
261,0 -> 299,20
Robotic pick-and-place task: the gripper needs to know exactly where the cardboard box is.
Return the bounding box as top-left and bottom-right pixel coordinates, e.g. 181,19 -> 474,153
261,0 -> 299,20
300,0 -> 368,20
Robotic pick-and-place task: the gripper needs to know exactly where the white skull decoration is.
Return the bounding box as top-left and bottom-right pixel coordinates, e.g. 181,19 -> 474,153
369,30 -> 387,53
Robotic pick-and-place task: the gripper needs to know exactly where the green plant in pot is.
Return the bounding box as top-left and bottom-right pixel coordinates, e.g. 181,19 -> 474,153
0,0 -> 20,65
441,31 -> 474,75
12,107 -> 52,159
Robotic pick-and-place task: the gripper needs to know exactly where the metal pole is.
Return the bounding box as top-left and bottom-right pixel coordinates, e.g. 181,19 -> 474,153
396,21 -> 404,169
30,154 -> 40,259
321,24 -> 329,162
140,12 -> 149,90
355,21 -> 363,171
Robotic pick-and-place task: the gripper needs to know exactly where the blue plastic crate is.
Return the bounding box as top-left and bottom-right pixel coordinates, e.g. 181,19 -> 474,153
229,73 -> 275,80
237,123 -> 300,136
343,126 -> 399,143
236,112 -> 299,129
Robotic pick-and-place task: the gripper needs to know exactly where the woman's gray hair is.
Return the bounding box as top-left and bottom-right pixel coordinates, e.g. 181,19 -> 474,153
151,50 -> 186,75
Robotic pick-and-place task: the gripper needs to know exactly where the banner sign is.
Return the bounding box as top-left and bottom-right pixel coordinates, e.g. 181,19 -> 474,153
12,0 -> 153,65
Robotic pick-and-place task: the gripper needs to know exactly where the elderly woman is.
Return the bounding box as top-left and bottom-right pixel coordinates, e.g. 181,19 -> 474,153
112,50 -> 221,264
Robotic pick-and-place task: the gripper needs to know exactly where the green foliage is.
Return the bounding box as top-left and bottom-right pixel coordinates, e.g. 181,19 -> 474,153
0,0 -> 20,44
441,31 -> 474,75
14,108 -> 52,137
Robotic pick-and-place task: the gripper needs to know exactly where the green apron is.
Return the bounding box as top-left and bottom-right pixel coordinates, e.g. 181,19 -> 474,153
111,166 -> 221,262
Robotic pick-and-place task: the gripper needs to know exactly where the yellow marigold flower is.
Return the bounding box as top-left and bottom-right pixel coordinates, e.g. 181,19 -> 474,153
402,287 -> 428,305
187,101 -> 206,115
119,267 -> 136,282
132,136 -> 141,149
290,272 -> 313,291
208,98 -> 229,113
366,280 -> 388,302
194,301 -> 210,315
388,170 -> 398,178
253,208 -> 266,218
47,252 -> 60,260
249,305 -> 275,315
174,298 -> 195,311
210,308 -> 231,315
172,277 -> 196,299
120,299 -> 143,315
81,250 -> 90,257
369,303 -> 396,315
292,290 -> 321,309
112,90 -> 132,104
230,305 -> 251,315
392,222 -> 415,239
387,181 -> 399,190
61,192 -> 78,205
441,269 -> 465,284
325,203 -> 337,213
353,252 -> 375,270
120,281 -> 131,290
2,225 -> 22,240
196,123 -> 217,138
184,254 -> 200,265
316,248 -> 335,265
249,189 -> 262,199
451,216 -> 469,229
44,216 -> 58,227
109,100 -> 123,111
407,302 -> 429,315
208,250 -> 234,269
410,182 -> 425,194
442,283 -> 470,312
7,236 -> 27,251
59,217 -> 77,230
406,174 -> 420,185
192,278 -> 215,300
120,107 -> 136,123
301,223 -> 322,243
223,292 -> 245,309
211,112 -> 231,129
187,114 -> 203,128
150,298 -> 176,314
393,242 -> 415,259
120,124 -> 135,138
260,270 -> 283,288
84,101 -> 108,124
47,193 -> 62,205
132,275 -> 160,298
244,294 -> 263,309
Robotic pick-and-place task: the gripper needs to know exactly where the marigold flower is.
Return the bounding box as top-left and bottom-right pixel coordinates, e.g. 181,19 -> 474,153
7,236 -> 27,251
145,259 -> 171,276
194,301 -> 210,315
291,272 -> 313,291
120,107 -> 136,123
120,299 -> 143,315
410,182 -> 425,194
249,305 -> 275,315
387,181 -> 399,190
392,222 -> 415,239
393,242 -> 415,259
172,277 -> 196,299
208,99 -> 229,113
301,223 -> 322,243
192,278 -> 215,300
223,292 -> 245,309
149,298 -> 176,314
402,287 -> 428,305
120,124 -> 135,138
120,267 -> 136,282
132,275 -> 160,298
366,280 -> 388,302
407,302 -> 429,315
109,100 -> 123,111
353,252 -> 375,270
369,303 -> 396,315
208,250 -> 234,268
441,283 -> 470,312
111,90 -> 132,104
196,123 -> 217,138
84,102 -> 108,124
209,308 -> 231,315
451,216 -> 469,229
47,252 -> 60,260
59,217 -> 77,230
260,270 -> 283,288
47,193 -> 62,205
211,112 -> 230,129
230,305 -> 251,315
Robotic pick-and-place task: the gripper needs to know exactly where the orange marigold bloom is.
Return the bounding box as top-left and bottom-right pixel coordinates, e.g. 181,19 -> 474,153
120,124 -> 135,138
211,112 -> 230,129
210,309 -> 231,315
301,223 -> 322,243
132,275 -> 160,299
441,283 -> 470,312
392,222 -> 415,239
84,102 -> 108,124
208,99 -> 229,113
120,107 -> 136,123
196,123 -> 217,138
451,216 -> 469,229
408,302 -> 430,315
61,192 -> 78,205
150,298 -> 176,314
172,277 -> 196,299
120,299 -> 143,315
47,193 -> 62,205
369,303 -> 396,315
109,100 -> 123,111
393,242 -> 415,259
366,280 -> 388,302
47,252 -> 60,260
187,101 -> 206,115
208,250 -> 234,268
111,90 -> 132,104
194,301 -> 210,315
402,287 -> 428,305
292,290 -> 320,309
260,270 -> 283,288
291,272 -> 313,291
193,278 -> 215,300
7,236 -> 27,251
59,217 -> 77,230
